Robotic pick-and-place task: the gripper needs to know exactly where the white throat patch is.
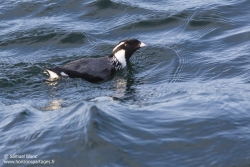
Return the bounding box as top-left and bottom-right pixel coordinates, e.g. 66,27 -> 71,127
113,42 -> 125,52
114,49 -> 126,68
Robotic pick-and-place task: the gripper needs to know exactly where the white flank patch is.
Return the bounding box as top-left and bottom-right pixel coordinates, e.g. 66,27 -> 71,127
46,69 -> 59,79
60,72 -> 68,76
113,42 -> 125,52
114,49 -> 126,68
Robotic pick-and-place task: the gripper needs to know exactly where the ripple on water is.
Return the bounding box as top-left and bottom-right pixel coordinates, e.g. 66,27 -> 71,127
1,0 -> 250,166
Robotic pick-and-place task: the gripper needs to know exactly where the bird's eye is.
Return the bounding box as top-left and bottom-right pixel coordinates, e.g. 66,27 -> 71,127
124,43 -> 129,47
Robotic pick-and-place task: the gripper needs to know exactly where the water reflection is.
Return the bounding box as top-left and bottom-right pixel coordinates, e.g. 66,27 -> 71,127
113,78 -> 127,98
43,99 -> 63,111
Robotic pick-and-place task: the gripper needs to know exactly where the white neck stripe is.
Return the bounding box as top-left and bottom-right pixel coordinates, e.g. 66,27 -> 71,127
113,42 -> 125,52
114,49 -> 126,68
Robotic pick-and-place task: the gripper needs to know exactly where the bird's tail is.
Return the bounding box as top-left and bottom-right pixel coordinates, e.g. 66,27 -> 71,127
45,68 -> 60,79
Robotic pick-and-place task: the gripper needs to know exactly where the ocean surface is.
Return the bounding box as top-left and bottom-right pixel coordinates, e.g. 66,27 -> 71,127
1,0 -> 250,166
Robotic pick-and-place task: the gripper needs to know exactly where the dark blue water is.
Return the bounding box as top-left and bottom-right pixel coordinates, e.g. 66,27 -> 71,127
1,0 -> 250,166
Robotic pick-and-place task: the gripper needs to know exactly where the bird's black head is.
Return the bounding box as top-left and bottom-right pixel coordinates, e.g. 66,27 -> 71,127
112,39 -> 146,66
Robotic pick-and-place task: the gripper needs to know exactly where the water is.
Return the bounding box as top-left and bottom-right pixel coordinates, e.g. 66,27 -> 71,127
1,0 -> 250,166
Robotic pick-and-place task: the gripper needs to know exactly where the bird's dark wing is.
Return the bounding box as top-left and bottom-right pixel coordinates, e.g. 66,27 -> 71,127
55,57 -> 115,81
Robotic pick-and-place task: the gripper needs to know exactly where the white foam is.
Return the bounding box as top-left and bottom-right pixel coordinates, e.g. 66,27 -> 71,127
114,49 -> 126,68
